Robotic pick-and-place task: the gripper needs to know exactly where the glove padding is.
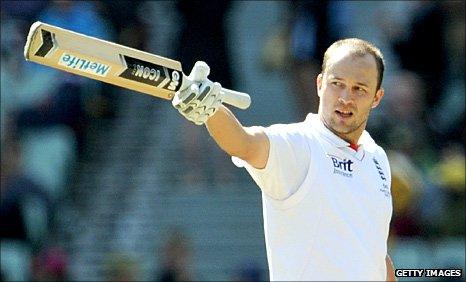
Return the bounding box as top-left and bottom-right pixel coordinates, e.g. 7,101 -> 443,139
172,61 -> 223,125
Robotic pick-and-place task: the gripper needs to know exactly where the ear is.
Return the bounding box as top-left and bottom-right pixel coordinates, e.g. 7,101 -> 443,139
371,87 -> 384,108
317,73 -> 323,98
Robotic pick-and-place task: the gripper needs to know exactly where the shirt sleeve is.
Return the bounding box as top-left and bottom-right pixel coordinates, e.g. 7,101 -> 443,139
232,123 -> 311,200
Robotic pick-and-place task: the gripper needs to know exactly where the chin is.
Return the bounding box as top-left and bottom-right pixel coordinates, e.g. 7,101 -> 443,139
323,114 -> 358,135
326,122 -> 345,134
329,119 -> 358,135
333,126 -> 354,135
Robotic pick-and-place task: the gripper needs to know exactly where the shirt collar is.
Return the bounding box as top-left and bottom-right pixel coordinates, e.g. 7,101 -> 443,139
305,113 -> 373,150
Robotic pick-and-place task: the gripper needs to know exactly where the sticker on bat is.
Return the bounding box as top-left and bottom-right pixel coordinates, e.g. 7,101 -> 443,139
34,29 -> 54,57
58,53 -> 110,77
168,70 -> 181,91
119,55 -> 182,91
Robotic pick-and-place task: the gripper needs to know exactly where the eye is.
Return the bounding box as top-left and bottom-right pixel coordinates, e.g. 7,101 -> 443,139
331,81 -> 343,87
354,86 -> 367,94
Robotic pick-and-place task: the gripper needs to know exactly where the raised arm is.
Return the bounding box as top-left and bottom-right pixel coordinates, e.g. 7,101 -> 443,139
172,61 -> 269,169
205,106 -> 269,169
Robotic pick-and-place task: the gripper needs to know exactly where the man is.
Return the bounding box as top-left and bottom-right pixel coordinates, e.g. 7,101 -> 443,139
172,38 -> 396,281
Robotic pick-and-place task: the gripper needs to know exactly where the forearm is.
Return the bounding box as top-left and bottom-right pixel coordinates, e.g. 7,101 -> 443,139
386,255 -> 397,282
205,105 -> 252,159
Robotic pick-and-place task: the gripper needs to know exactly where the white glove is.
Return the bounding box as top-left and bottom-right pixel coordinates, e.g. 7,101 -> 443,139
172,61 -> 223,125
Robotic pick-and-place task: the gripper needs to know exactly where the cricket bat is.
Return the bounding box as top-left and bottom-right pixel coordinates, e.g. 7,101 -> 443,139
24,21 -> 251,109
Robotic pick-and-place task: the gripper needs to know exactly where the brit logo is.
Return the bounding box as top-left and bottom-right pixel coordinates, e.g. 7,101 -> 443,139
329,155 -> 354,178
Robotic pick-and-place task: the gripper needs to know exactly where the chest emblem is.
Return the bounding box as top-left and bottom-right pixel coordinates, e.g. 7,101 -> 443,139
329,155 -> 354,178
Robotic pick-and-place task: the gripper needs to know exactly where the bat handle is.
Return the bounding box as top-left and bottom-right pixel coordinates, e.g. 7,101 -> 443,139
221,87 -> 251,110
182,72 -> 251,110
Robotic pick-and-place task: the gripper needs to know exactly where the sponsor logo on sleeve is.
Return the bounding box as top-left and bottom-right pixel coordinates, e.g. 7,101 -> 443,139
372,157 -> 391,197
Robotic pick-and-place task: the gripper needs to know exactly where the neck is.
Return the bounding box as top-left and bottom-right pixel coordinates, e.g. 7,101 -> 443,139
319,114 -> 365,145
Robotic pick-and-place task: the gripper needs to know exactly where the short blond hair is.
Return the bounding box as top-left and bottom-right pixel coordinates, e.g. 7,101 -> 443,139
322,38 -> 385,90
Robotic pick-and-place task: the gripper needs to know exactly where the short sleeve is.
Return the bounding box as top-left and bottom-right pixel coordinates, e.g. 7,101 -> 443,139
232,123 -> 311,200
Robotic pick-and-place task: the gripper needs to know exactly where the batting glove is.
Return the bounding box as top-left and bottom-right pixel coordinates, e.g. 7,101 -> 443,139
172,61 -> 223,125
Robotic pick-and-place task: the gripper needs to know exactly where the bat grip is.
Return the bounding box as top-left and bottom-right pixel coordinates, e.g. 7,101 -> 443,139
221,87 -> 251,110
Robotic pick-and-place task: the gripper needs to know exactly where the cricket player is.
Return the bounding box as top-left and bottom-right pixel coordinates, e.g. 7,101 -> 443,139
172,38 -> 396,281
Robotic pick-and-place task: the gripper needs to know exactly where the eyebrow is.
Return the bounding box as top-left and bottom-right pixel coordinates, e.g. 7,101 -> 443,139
330,76 -> 369,88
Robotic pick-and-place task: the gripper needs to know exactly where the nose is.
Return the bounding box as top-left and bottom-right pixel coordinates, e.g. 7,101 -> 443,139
338,89 -> 352,104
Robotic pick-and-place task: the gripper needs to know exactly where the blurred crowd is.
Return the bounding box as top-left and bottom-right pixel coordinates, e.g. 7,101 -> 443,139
1,1 -> 116,280
1,1 -> 464,281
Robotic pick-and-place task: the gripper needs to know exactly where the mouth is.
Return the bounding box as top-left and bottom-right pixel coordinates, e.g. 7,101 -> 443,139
335,109 -> 353,119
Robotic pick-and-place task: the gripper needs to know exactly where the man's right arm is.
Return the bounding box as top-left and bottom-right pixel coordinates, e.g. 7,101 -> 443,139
173,63 -> 309,199
171,62 -> 269,170
205,105 -> 269,169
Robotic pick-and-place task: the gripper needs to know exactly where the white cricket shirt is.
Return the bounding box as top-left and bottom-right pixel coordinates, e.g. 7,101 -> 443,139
233,113 -> 393,281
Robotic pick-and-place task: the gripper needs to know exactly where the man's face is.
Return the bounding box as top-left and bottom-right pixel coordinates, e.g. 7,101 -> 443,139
317,50 -> 384,143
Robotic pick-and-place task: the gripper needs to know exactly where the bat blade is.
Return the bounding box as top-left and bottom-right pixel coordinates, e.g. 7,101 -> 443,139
24,22 -> 251,109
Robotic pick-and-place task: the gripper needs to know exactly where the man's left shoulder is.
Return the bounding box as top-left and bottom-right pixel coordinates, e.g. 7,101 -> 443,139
361,131 -> 389,160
